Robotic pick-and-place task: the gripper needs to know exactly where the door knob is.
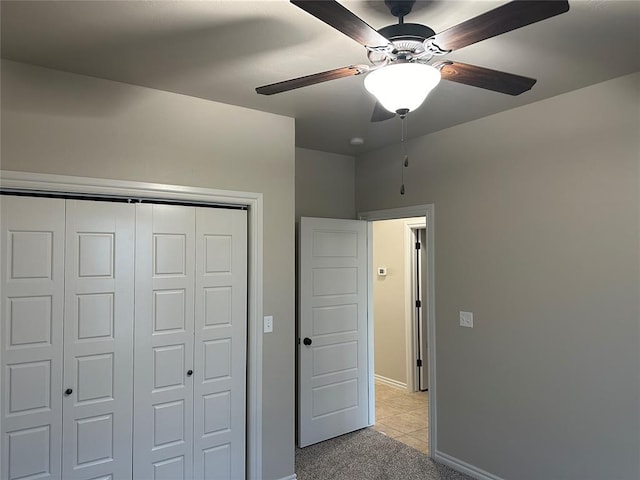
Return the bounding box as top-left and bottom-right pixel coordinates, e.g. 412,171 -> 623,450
303,337 -> 312,346
187,370 -> 193,376
65,388 -> 73,396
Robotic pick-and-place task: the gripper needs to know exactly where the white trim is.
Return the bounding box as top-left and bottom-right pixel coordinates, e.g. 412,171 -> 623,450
367,222 -> 376,426
374,374 -> 407,391
359,205 -> 431,221
277,475 -> 298,480
435,451 -> 505,480
0,171 -> 258,204
403,220 -> 426,393
0,170 -> 264,479
403,223 -> 416,393
425,206 -> 436,459
358,204 -> 436,458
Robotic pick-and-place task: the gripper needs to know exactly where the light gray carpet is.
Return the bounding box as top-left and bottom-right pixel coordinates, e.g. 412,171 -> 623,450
295,428 -> 473,480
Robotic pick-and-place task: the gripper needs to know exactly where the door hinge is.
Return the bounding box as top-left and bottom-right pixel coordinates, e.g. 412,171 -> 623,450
417,359 -> 423,367
415,299 -> 421,308
415,242 -> 421,250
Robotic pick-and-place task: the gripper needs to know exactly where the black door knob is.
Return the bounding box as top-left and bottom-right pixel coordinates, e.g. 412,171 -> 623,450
187,370 -> 193,376
303,337 -> 312,346
65,388 -> 73,395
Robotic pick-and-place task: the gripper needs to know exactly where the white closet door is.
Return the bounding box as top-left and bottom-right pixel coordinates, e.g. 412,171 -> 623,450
61,200 -> 135,480
193,208 -> 247,480
134,204 -> 196,480
1,196 -> 66,480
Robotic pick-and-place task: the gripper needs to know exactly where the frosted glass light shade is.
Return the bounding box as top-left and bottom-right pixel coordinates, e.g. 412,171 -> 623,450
364,63 -> 441,114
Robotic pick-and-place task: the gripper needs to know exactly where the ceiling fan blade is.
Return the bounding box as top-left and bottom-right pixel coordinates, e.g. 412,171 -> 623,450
256,65 -> 368,95
291,0 -> 392,49
371,101 -> 396,122
435,61 -> 536,95
431,0 -> 569,52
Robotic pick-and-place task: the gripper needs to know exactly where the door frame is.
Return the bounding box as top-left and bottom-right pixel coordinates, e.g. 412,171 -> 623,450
359,204 -> 436,458
0,170 -> 264,479
405,221 -> 426,393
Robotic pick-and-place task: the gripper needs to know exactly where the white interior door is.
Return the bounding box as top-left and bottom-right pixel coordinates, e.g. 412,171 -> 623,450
1,196 -> 66,480
134,204 -> 196,480
193,208 -> 247,480
62,200 -> 135,479
298,217 -> 369,447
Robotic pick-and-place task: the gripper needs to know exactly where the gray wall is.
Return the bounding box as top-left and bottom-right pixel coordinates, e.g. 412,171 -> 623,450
356,72 -> 640,480
1,60 -> 296,480
295,147 -> 356,221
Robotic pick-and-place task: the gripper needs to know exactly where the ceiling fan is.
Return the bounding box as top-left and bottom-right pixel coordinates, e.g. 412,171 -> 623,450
256,0 -> 570,122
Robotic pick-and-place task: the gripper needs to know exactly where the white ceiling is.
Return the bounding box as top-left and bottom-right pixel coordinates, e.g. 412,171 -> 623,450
1,0 -> 639,155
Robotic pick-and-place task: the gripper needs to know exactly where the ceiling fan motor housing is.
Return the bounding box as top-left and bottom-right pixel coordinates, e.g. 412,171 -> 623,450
378,23 -> 436,42
368,23 -> 436,65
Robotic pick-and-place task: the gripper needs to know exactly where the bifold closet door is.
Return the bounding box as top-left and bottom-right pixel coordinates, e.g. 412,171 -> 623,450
133,204 -> 247,480
1,196 -> 66,480
61,200 -> 135,480
134,204 -> 196,480
193,207 -> 247,480
1,197 -> 135,480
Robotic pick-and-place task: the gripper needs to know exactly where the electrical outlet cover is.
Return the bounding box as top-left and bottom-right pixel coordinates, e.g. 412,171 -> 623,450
460,311 -> 473,328
264,315 -> 273,333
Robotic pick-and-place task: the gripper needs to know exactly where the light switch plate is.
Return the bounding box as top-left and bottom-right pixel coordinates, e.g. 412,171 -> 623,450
264,315 -> 273,333
460,311 -> 473,328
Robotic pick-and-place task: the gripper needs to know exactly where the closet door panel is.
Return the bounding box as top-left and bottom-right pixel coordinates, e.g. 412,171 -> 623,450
134,204 -> 195,480
62,200 -> 135,480
193,208 -> 247,480
1,196 -> 65,480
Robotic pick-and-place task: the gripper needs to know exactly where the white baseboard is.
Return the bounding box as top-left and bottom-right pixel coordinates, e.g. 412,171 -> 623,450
374,374 -> 407,390
435,450 -> 505,480
276,475 -> 297,480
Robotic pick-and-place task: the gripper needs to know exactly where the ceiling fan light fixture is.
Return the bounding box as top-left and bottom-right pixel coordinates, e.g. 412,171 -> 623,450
364,62 -> 440,114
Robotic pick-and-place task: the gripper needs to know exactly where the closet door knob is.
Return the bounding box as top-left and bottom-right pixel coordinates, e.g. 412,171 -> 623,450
65,388 -> 73,396
187,370 -> 193,376
303,337 -> 312,346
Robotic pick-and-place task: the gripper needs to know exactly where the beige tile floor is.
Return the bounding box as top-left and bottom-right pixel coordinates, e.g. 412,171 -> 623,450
372,381 -> 429,455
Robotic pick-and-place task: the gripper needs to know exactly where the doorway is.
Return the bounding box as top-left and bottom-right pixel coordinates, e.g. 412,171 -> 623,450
370,217 -> 429,454
360,204 -> 436,457
296,205 -> 436,457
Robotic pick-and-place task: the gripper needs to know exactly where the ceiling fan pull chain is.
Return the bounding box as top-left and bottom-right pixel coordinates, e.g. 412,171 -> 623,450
403,116 -> 409,167
400,115 -> 408,195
